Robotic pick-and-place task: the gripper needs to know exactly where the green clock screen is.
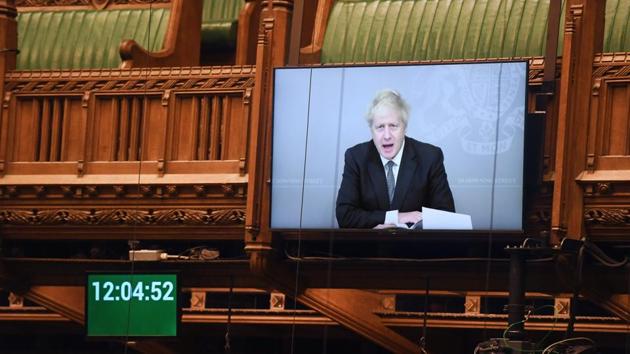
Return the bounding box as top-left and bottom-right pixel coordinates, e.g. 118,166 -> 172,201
86,273 -> 178,337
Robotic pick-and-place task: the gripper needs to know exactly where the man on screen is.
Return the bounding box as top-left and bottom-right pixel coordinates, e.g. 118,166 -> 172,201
336,90 -> 455,229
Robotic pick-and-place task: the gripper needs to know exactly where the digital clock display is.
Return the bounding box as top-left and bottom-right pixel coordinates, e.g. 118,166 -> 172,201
86,273 -> 178,337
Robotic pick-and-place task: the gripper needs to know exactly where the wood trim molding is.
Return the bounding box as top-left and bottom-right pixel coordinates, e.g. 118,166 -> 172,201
0,182 -> 245,199
584,208 -> 630,226
4,66 -> 256,94
592,53 -> 630,78
0,207 -> 245,225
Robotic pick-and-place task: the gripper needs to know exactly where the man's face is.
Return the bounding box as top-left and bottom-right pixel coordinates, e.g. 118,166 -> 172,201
370,106 -> 405,160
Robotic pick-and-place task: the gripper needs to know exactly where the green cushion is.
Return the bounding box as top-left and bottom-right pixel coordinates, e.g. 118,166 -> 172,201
604,0 -> 630,53
322,0 -> 629,63
201,0 -> 243,50
17,8 -> 170,70
201,21 -> 238,50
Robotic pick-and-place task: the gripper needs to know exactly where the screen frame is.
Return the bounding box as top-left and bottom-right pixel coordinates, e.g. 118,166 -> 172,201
269,60 -> 531,234
84,271 -> 182,340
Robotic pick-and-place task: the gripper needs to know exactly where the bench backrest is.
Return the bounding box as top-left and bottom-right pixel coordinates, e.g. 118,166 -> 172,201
321,0 -> 628,63
17,7 -> 170,70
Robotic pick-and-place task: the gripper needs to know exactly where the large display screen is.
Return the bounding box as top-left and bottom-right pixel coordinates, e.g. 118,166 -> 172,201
86,273 -> 179,337
271,62 -> 527,230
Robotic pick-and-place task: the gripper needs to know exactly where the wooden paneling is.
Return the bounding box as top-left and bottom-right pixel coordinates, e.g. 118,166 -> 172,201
1,66 -> 255,174
585,54 -> 630,171
601,83 -> 630,156
575,54 -> 630,240
172,94 -> 226,161
0,66 -> 254,234
10,97 -> 83,162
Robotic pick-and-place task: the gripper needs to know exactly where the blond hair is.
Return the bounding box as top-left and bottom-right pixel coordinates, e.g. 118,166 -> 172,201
365,89 -> 410,127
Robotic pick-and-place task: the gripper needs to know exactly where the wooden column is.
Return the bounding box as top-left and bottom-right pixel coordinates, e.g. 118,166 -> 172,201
0,0 -> 16,73
551,0 -> 605,243
245,0 -> 293,248
261,0 -> 293,67
0,0 -> 17,177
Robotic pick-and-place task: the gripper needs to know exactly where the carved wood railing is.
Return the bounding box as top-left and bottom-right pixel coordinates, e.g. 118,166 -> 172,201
0,66 -> 254,236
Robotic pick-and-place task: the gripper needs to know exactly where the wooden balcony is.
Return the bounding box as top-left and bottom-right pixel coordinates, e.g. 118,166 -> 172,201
0,65 -> 255,239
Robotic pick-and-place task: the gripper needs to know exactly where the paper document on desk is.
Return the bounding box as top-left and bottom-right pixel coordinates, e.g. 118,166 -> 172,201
422,207 -> 473,230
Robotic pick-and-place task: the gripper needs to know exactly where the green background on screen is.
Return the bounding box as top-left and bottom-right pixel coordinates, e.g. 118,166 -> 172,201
86,274 -> 178,337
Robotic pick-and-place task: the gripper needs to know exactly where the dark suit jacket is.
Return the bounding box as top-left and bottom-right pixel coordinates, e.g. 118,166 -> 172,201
336,137 -> 455,228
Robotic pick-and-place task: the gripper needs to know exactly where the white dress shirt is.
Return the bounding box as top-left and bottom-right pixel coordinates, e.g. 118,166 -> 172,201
380,140 -> 404,225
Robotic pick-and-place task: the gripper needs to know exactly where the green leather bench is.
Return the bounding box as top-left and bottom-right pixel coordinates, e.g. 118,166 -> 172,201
17,8 -> 170,70
201,0 -> 244,51
15,0 -> 247,70
320,0 -> 630,63
604,0 -> 630,53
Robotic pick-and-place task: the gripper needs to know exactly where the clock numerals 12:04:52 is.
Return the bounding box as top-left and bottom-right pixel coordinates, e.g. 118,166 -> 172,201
91,281 -> 175,302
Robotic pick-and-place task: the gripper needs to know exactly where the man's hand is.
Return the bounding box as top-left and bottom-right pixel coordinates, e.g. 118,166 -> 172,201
398,211 -> 422,224
373,223 -> 397,229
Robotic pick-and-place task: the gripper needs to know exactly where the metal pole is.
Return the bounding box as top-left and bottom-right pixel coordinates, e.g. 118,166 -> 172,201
506,250 -> 526,340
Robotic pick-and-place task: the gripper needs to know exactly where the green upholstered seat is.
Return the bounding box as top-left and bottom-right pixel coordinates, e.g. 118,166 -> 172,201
604,0 -> 630,53
201,0 -> 244,50
17,8 -> 170,70
321,0 -> 630,63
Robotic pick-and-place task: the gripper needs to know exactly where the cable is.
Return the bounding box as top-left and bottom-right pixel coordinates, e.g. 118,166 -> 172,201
283,248 -> 555,263
224,277 -> 233,353
583,240 -> 628,268
289,67 -> 315,354
541,337 -> 596,354
321,68 -> 346,354
123,2 -> 154,353
500,305 -> 557,354
482,61 -> 505,339
419,277 -> 429,351
566,244 -> 585,338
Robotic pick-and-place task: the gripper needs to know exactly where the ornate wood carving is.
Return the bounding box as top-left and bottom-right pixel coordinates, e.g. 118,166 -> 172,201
189,291 -> 206,311
4,66 -> 255,93
8,292 -> 24,308
554,297 -> 571,318
0,207 -> 245,225
584,208 -> 630,226
269,292 -> 285,311
0,183 -> 245,199
592,53 -> 630,78
527,208 -> 551,227
464,296 -> 481,314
